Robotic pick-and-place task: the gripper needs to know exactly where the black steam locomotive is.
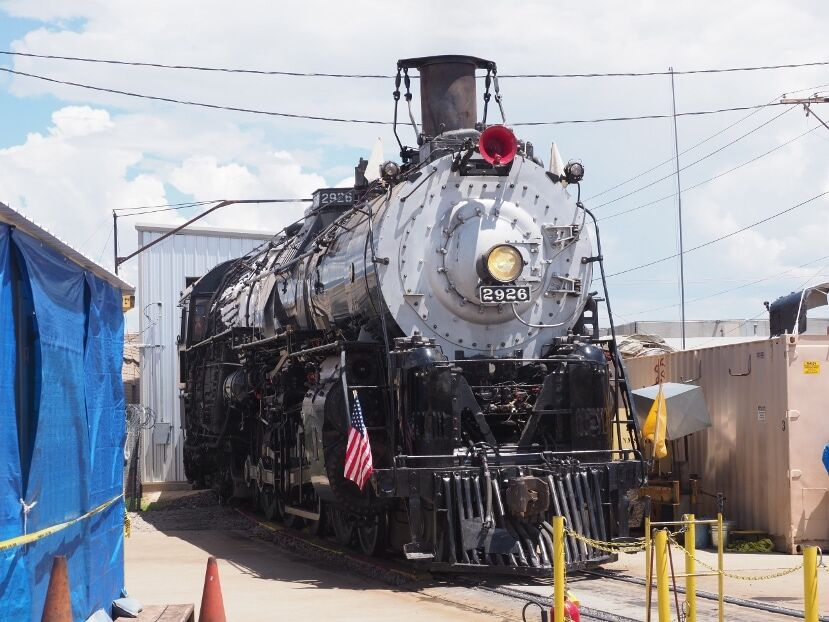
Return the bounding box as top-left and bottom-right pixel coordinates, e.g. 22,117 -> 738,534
179,55 -> 644,574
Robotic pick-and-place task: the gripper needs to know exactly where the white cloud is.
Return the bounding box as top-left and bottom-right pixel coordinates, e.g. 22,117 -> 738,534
1,0 -> 828,325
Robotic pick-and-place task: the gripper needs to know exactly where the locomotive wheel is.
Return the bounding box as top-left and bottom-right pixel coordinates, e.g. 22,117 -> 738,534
278,497 -> 304,529
328,505 -> 355,546
356,513 -> 387,557
260,487 -> 279,522
305,501 -> 326,536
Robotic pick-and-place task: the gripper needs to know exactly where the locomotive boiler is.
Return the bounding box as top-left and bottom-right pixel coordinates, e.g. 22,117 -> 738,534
179,55 -> 644,574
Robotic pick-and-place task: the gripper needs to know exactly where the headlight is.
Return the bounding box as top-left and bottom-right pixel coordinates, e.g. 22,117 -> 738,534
485,244 -> 523,283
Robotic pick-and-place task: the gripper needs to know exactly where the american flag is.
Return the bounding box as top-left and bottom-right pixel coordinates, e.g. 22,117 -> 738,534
344,389 -> 373,490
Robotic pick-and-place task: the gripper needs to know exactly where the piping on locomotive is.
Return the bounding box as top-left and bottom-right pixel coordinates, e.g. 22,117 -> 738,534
178,55 -> 645,575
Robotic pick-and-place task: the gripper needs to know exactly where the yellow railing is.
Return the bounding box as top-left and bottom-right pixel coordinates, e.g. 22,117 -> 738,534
553,512 -> 822,622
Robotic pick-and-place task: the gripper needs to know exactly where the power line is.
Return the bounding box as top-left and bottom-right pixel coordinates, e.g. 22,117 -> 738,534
584,101 -> 774,201
592,106 -> 794,209
0,68 -> 391,124
621,254 -> 829,317
607,190 -> 829,278
513,104 -> 783,126
0,66 -> 790,126
115,198 -> 312,218
113,199 -> 218,212
4,49 -> 829,79
688,265 -> 828,348
117,204 -> 219,217
598,124 -> 820,222
0,50 -> 393,79
95,225 -> 113,264
504,61 -> 829,78
584,81 -> 829,201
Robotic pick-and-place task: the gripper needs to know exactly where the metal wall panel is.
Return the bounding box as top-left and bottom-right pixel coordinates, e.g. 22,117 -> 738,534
784,335 -> 829,549
625,335 -> 829,552
610,318 -> 829,339
137,226 -> 274,483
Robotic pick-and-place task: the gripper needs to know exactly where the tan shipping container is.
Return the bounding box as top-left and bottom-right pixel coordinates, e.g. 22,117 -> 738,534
625,334 -> 829,553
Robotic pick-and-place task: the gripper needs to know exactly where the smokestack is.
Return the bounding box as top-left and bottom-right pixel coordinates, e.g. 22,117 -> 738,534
398,55 -> 496,138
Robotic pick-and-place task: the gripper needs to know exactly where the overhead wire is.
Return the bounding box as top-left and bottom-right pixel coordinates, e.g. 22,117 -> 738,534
95,226 -> 113,264
607,190 -> 829,278
688,264 -> 829,348
115,198 -> 312,218
0,66 -> 792,126
584,81 -> 829,201
116,204 -> 219,217
591,106 -> 795,209
0,68 -> 391,124
3,50 -> 829,79
113,199 -> 218,212
598,124 -> 822,222
620,254 -> 829,317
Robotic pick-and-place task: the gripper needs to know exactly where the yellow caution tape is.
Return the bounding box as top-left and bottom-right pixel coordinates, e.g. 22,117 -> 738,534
0,494 -> 123,552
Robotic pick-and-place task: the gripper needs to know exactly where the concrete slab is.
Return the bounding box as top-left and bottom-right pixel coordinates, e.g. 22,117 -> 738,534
125,528 -> 507,621
602,548 -> 829,611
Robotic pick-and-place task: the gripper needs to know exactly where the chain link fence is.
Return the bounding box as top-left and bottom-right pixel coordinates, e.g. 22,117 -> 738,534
124,404 -> 155,511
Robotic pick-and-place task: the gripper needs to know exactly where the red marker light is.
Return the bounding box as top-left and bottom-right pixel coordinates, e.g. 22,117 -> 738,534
478,125 -> 518,166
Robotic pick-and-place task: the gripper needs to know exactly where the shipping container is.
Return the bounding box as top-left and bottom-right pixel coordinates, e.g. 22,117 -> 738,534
625,334 -> 829,552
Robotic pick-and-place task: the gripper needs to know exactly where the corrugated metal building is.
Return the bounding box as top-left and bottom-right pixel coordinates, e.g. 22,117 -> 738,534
137,223 -> 275,484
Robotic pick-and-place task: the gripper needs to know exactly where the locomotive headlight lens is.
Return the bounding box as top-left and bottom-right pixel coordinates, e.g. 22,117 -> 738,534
486,245 -> 523,283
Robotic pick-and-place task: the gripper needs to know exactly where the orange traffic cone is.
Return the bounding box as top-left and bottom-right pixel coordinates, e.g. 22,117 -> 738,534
41,556 -> 72,622
198,556 -> 227,622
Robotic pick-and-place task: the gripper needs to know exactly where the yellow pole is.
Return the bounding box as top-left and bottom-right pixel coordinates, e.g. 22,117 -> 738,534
645,514 -> 653,594
655,529 -> 670,622
553,516 -> 565,622
684,514 -> 696,622
716,512 -> 724,622
803,546 -> 818,622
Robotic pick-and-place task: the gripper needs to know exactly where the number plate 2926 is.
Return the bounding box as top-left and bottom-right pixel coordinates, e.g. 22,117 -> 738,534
479,285 -> 530,304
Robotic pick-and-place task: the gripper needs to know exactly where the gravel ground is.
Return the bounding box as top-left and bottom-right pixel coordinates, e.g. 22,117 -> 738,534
128,490 -> 253,532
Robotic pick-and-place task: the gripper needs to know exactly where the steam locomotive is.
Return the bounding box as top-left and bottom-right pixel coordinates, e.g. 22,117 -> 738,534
179,55 -> 644,574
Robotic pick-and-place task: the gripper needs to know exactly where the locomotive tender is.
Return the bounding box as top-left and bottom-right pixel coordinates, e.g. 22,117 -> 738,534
179,55 -> 644,574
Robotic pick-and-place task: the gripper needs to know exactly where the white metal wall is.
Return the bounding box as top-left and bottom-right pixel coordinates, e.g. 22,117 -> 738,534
137,225 -> 274,483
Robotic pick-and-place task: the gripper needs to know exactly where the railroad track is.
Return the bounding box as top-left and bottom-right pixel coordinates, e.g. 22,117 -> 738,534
236,508 -> 817,622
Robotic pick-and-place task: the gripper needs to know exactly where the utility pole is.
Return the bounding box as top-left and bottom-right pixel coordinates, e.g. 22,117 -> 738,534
113,211 -> 119,275
670,67 -> 686,350
779,96 -> 829,133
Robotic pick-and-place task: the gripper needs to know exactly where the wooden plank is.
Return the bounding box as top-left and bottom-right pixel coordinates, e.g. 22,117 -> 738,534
115,604 -> 194,622
156,604 -> 195,622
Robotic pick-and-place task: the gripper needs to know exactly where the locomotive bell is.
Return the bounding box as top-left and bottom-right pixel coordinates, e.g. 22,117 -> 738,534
398,55 -> 496,137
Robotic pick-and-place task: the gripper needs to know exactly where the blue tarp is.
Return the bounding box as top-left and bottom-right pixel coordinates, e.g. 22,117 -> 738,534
0,226 -> 125,621
823,443 -> 829,476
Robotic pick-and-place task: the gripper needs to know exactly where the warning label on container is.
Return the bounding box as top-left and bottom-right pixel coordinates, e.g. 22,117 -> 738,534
803,360 -> 821,374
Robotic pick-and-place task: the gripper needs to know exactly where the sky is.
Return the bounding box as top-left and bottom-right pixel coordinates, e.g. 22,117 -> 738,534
1,1 -> 828,333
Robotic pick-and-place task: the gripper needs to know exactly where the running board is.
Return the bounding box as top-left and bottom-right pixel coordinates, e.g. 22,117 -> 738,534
284,505 -> 321,521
